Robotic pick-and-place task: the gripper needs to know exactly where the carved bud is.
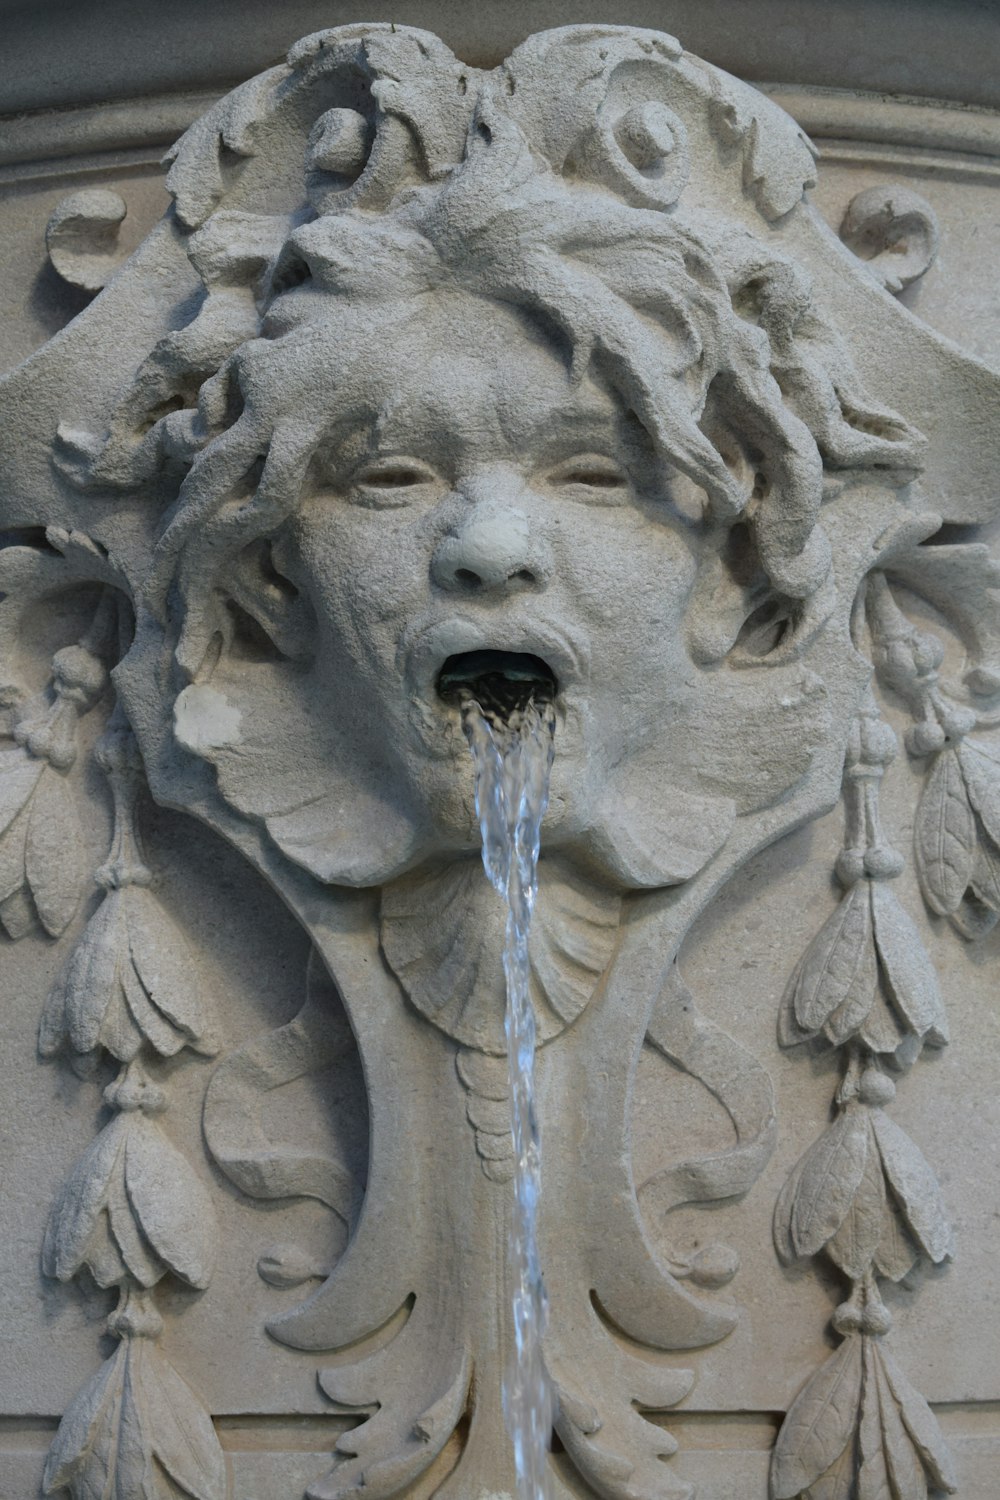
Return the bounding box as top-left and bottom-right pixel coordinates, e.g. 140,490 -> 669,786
42,1109 -> 219,1291
42,1332 -> 226,1500
771,1333 -> 956,1500
307,108 -> 371,177
777,878 -> 947,1057
40,883 -> 218,1061
774,1100 -> 952,1275
14,643 -> 108,769
614,102 -> 685,172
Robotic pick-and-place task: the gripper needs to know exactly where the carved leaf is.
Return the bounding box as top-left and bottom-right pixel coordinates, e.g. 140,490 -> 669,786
959,739 -> 1000,851
859,986 -> 910,1061
870,882 -> 948,1046
26,768 -> 86,936
871,1109 -> 953,1264
0,752 -> 45,934
124,1115 -> 218,1290
857,1341 -> 892,1500
789,1107 -> 870,1258
872,1346 -> 928,1500
804,1433 -> 858,1500
969,826 -> 1000,911
108,1176 -> 167,1287
914,748 -> 975,915
135,1340 -> 227,1499
0,747 -> 44,834
0,886 -> 35,938
42,1340 -> 124,1496
873,1200 -> 920,1283
826,1125 -> 887,1280
43,1114 -> 128,1284
771,1335 -> 863,1499
879,1343 -> 959,1494
0,802 -> 29,902
773,1144 -> 809,1265
791,883 -> 876,1038
128,893 -> 218,1053
43,1337 -> 225,1500
777,955 -> 811,1048
42,894 -> 133,1057
949,889 -> 999,940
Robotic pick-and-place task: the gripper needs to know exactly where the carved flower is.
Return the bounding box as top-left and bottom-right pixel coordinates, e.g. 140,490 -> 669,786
39,885 -> 218,1061
43,1333 -> 226,1500
774,1100 -> 953,1279
43,1111 -> 218,1290
778,878 -> 947,1060
771,1332 -> 956,1500
0,749 -> 85,939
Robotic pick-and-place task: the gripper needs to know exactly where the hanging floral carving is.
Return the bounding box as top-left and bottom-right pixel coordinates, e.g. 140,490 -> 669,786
769,549 -> 1000,1498
32,692 -> 226,1500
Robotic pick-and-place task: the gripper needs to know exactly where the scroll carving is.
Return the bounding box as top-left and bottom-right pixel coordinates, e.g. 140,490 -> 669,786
2,20 -> 998,1500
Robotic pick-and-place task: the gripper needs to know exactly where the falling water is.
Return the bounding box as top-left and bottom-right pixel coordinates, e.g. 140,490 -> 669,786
463,695 -> 556,1500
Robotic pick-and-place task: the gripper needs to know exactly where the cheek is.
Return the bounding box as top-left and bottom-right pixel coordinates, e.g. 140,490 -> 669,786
291,506 -> 433,656
557,509 -> 699,645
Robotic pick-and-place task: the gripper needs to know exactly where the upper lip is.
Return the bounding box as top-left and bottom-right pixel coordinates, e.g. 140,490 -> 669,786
401,613 -> 588,706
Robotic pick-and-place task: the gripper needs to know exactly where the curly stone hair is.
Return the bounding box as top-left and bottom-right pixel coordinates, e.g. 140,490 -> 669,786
62,70 -> 923,680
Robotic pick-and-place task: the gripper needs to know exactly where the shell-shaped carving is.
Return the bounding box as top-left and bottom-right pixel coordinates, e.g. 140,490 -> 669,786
380,855 -> 621,1053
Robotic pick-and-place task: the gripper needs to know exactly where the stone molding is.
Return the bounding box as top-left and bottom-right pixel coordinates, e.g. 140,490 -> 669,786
4,84 -> 1000,178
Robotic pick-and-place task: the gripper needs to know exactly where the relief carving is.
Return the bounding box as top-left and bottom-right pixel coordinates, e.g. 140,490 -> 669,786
2,21 -> 998,1500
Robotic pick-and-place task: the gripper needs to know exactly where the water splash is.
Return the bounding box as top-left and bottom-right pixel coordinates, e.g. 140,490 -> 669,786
463,696 -> 556,1500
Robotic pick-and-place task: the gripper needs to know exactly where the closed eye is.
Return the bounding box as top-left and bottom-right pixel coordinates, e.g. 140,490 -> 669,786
349,458 -> 441,507
561,468 -> 625,487
357,462 -> 434,488
548,455 -> 628,498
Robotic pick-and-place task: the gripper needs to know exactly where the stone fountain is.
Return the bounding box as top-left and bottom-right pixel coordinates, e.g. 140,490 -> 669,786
2,19 -> 1000,1500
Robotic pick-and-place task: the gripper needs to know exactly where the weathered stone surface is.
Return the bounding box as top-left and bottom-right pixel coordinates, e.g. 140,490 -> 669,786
2,13 -> 1000,1500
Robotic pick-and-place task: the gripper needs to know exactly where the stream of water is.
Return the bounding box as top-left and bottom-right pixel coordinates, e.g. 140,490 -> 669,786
463,696 -> 556,1500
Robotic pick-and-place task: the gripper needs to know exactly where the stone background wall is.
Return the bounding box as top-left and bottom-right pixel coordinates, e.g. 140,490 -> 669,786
2,4 -> 999,1497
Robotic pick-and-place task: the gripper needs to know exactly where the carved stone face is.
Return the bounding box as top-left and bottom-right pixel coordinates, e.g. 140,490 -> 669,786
287,294 -> 700,850
172,286 -> 830,890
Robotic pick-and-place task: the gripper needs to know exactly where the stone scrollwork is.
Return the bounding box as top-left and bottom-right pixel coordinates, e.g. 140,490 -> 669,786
2,19 -> 999,1500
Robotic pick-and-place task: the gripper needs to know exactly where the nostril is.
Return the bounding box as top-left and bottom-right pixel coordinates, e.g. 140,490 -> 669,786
455,567 -> 483,589
512,568 -> 536,585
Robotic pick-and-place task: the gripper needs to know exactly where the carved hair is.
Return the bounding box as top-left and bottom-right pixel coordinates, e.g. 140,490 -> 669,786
69,85 -> 923,678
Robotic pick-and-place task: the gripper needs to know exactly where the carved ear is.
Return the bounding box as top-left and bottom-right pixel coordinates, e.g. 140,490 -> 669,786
220,537 -> 314,660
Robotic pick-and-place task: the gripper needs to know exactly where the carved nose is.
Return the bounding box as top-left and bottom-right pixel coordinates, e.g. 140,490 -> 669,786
432,506 -> 545,594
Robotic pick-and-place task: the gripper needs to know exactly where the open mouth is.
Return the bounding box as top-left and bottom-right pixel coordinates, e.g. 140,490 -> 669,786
437,649 -> 558,718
